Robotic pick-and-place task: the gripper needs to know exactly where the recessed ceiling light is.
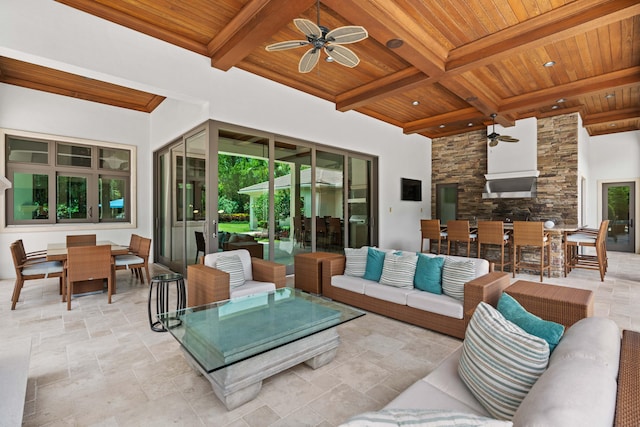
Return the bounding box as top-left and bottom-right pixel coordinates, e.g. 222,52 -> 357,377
543,61 -> 556,67
439,124 -> 446,128
468,123 -> 473,127
556,98 -> 566,103
605,93 -> 615,99
325,56 -> 334,63
609,123 -> 617,127
551,105 -> 559,109
412,100 -> 420,106
386,39 -> 404,49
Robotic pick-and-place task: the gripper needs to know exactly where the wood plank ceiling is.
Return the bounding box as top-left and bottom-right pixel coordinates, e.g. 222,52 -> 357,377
8,0 -> 640,138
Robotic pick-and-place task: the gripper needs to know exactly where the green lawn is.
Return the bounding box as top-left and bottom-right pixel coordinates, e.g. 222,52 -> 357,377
218,222 -> 251,233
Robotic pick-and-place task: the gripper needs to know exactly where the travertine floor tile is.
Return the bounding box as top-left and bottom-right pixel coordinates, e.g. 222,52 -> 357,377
2,251 -> 638,426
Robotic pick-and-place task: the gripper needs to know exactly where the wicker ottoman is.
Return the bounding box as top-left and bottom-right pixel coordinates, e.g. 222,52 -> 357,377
504,280 -> 594,328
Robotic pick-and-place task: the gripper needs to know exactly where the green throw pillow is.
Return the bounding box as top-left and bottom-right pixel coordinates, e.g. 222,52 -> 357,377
498,292 -> 565,352
363,247 -> 386,281
413,254 -> 445,294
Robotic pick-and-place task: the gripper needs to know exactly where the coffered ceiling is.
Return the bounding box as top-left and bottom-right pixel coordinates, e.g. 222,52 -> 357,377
7,0 -> 640,138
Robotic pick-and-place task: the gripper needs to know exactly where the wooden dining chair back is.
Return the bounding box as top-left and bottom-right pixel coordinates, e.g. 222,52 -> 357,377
65,244 -> 113,310
512,221 -> 551,282
477,221 -> 511,272
114,237 -> 152,284
420,219 -> 447,254
446,220 -> 477,257
10,241 -> 64,310
316,216 -> 328,247
194,231 -> 206,263
327,217 -> 342,248
128,234 -> 142,254
66,234 -> 96,247
564,220 -> 609,281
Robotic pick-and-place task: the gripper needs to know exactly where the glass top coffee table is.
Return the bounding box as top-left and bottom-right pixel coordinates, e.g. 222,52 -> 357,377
160,287 -> 364,409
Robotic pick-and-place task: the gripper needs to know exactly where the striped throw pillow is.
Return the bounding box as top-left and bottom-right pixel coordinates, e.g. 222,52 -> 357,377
215,254 -> 246,289
442,258 -> 476,301
379,251 -> 418,289
458,302 -> 550,420
340,409 -> 512,426
344,247 -> 369,277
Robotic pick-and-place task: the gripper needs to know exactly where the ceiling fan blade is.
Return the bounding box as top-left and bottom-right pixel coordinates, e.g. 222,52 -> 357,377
325,45 -> 359,68
326,26 -> 368,44
294,18 -> 321,38
497,135 -> 519,142
489,140 -> 499,147
265,40 -> 309,51
299,48 -> 320,73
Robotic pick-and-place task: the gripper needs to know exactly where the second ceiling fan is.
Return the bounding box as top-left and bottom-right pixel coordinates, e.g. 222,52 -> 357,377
265,0 -> 368,73
487,113 -> 519,147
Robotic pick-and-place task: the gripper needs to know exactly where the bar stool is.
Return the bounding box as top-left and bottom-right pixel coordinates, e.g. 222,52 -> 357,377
564,220 -> 609,281
512,221 -> 551,282
477,221 -> 511,272
420,219 -> 447,254
446,220 -> 476,257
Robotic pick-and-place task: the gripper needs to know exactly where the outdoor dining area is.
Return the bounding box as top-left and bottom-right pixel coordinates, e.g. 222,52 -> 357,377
420,218 -> 609,283
9,233 -> 151,311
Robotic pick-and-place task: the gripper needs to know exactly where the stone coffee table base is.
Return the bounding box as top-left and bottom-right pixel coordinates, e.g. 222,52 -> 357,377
182,328 -> 340,410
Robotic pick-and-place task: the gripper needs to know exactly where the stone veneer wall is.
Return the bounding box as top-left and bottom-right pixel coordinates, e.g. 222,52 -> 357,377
431,113 -> 579,225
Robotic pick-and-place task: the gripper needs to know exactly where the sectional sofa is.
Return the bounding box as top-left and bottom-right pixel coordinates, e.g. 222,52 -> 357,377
321,247 -> 511,339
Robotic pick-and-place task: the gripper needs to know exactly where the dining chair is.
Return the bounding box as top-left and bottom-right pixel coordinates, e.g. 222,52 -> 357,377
477,221 -> 511,272
10,241 -> 65,310
420,219 -> 447,255
512,221 -> 551,282
327,217 -> 342,248
66,244 -> 113,310
316,216 -> 328,248
194,231 -> 206,263
113,237 -> 152,284
564,220 -> 609,281
446,220 -> 477,257
66,234 -> 96,247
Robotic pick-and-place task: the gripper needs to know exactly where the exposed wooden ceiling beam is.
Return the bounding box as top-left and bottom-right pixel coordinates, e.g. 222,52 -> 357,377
447,0 -> 640,73
336,68 -> 427,111
582,108 -> 640,126
403,107 -> 480,134
500,66 -> 640,113
209,0 -> 315,70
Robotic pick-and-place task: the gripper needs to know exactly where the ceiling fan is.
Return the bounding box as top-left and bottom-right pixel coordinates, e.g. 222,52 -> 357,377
487,113 -> 519,147
265,0 -> 368,73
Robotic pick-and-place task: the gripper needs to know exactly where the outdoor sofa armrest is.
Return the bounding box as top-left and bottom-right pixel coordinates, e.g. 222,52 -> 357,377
187,264 -> 230,307
320,255 -> 346,297
251,257 -> 286,289
463,271 -> 511,324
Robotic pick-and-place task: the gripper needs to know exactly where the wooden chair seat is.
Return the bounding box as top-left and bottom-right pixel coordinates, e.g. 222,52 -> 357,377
420,219 -> 447,255
446,220 -> 476,257
512,221 -> 551,282
10,241 -> 64,310
113,236 -> 151,284
564,220 -> 609,281
477,221 -> 511,272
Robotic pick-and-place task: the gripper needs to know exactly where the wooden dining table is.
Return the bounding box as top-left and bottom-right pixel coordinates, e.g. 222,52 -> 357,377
47,241 -> 130,295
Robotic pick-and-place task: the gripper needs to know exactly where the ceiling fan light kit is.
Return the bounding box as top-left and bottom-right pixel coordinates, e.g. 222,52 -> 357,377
265,0 -> 367,73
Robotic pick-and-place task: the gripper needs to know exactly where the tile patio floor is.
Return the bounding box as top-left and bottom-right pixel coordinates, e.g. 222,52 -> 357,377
1,250 -> 639,426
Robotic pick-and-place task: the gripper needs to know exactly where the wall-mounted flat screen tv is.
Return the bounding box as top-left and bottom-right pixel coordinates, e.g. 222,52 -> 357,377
401,178 -> 422,201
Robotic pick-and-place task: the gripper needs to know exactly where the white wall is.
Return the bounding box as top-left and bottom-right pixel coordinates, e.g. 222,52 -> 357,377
0,0 -> 431,278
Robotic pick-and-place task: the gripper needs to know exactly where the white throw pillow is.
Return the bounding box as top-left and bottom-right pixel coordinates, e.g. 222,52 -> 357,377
215,254 -> 246,289
379,251 -> 418,289
458,302 -> 549,420
340,409 -> 512,426
344,247 -> 369,277
442,258 -> 476,301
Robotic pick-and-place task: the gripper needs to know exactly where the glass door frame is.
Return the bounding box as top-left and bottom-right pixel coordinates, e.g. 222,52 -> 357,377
600,179 -> 637,253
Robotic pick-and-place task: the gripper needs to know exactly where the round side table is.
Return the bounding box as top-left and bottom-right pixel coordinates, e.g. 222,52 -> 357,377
148,273 -> 186,332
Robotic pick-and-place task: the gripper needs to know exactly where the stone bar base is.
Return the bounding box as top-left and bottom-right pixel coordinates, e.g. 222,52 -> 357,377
183,328 -> 340,410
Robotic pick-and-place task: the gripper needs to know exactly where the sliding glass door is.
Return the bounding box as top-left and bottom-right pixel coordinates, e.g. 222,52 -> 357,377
154,120 -> 377,275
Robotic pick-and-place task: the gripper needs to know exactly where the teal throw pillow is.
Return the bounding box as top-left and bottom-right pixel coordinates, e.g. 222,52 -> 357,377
363,247 -> 386,281
498,292 -> 565,352
413,254 -> 445,294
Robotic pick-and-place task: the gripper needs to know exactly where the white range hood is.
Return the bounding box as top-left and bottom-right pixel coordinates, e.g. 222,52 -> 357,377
483,117 -> 539,199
